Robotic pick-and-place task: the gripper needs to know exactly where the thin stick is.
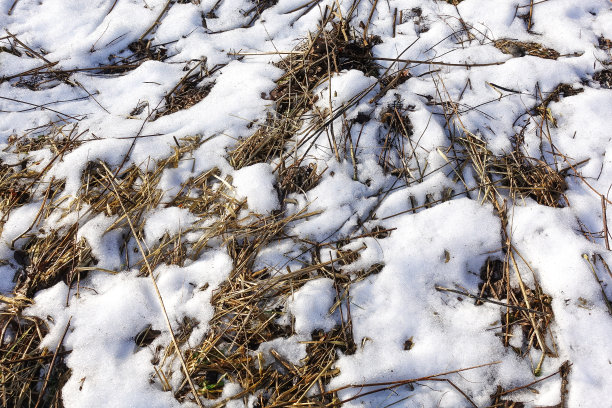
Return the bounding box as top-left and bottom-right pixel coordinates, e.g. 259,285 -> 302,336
2,350 -> 71,365
0,95 -> 80,121
373,56 -> 507,67
582,254 -> 612,315
556,153 -> 612,204
363,0 -> 379,45
392,8 -> 398,38
8,0 -> 20,15
101,164 -> 204,408
106,0 -> 119,15
325,360 -> 501,394
509,248 -> 549,359
444,379 -> 478,408
230,51 -> 508,67
494,361 -> 570,398
602,195 -> 610,250
435,285 -> 545,315
139,0 -> 172,41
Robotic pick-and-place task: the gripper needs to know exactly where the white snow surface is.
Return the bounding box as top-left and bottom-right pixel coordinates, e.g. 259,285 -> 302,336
232,163 -> 280,214
1,0 -> 611,407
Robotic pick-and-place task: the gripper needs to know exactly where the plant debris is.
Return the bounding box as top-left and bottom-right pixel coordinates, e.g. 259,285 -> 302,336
2,0 -> 611,406
229,14 -> 382,170
494,39 -> 561,60
593,70 -> 612,89
0,313 -> 70,407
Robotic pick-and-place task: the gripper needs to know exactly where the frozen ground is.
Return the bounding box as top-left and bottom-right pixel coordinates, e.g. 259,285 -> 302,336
1,0 -> 612,407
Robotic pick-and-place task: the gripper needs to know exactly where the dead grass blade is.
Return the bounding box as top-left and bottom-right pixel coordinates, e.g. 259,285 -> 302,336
0,313 -> 70,407
431,75 -> 563,377
101,163 -> 205,408
229,8 -> 381,171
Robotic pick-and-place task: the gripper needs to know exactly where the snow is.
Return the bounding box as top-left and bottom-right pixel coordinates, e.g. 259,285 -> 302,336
289,162 -> 376,240
77,212 -> 123,271
288,277 -> 339,336
24,250 -> 232,408
232,163 -> 279,214
255,336 -> 307,367
144,207 -> 198,248
1,0 -> 611,406
0,201 -> 42,259
330,199 -> 526,407
509,204 -> 612,407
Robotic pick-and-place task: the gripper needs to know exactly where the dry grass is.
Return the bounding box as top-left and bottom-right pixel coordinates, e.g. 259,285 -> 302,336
0,114 -> 361,407
0,312 -> 70,408
277,162 -> 323,200
153,61 -> 222,118
1,125 -> 82,220
2,1 -> 604,407
427,74 -> 573,388
594,70 -> 612,89
378,103 -> 420,179
493,39 -> 560,60
102,39 -> 168,74
168,15 -> 390,404
157,77 -> 214,117
229,117 -> 293,170
459,133 -> 568,208
475,257 -> 555,355
173,246 -> 358,405
229,11 -> 381,171
120,183 -> 369,406
488,360 -> 571,408
0,131 -> 211,406
452,132 -> 562,374
170,224 -> 401,407
14,226 -> 93,298
429,69 -> 612,406
242,0 -> 279,28
0,33 -> 168,91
